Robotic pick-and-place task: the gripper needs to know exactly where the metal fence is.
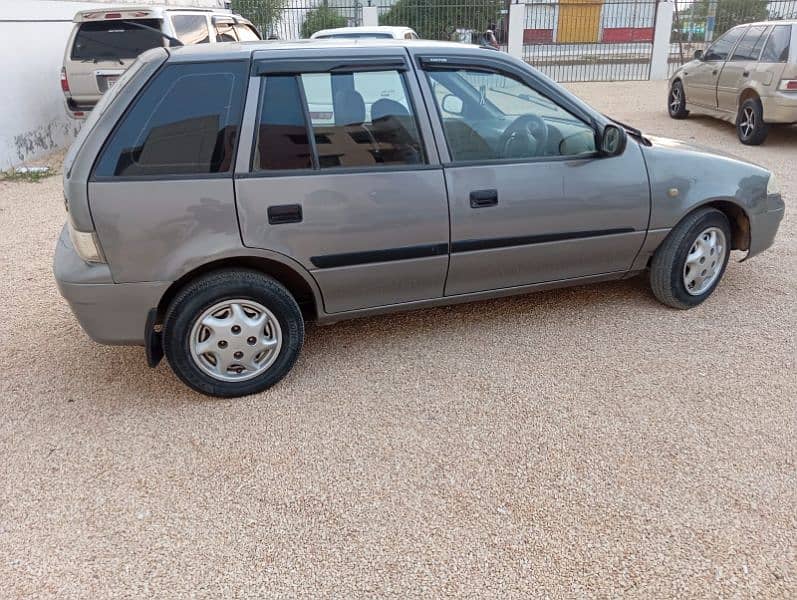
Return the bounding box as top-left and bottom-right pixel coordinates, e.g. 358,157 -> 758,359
376,0 -> 511,45
668,0 -> 797,76
522,0 -> 658,82
232,0 -> 362,40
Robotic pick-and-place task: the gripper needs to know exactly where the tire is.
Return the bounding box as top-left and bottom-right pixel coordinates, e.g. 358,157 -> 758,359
736,97 -> 769,145
650,208 -> 732,310
668,80 -> 689,119
163,270 -> 304,397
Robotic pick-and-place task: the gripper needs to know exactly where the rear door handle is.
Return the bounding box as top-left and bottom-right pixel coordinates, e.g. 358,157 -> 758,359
470,189 -> 498,208
268,204 -> 302,224
742,71 -> 750,77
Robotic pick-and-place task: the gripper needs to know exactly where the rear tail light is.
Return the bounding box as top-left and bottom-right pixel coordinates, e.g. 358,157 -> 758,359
60,67 -> 70,93
778,79 -> 797,91
105,12 -> 122,19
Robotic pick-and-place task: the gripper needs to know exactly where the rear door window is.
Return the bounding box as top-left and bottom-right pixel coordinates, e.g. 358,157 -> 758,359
71,19 -> 163,60
215,21 -> 237,42
761,25 -> 791,63
172,15 -> 210,45
94,61 -> 248,177
234,25 -> 260,41
730,25 -> 768,61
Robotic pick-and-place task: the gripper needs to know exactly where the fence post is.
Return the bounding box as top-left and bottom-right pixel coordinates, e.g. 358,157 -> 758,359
507,1 -> 525,60
362,4 -> 379,27
650,0 -> 675,80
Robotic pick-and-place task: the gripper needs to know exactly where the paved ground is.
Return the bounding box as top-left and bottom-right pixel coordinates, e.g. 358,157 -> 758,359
1,80 -> 795,598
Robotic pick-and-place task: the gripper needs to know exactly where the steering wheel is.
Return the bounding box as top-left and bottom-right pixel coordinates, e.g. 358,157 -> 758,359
499,115 -> 549,159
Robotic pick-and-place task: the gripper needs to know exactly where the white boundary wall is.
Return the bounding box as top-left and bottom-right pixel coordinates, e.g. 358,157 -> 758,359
0,0 -> 225,170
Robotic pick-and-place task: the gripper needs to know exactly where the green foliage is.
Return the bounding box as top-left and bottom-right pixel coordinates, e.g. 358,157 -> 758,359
301,3 -> 348,38
1,168 -> 53,183
379,0 -> 504,41
683,0 -> 769,39
230,0 -> 284,37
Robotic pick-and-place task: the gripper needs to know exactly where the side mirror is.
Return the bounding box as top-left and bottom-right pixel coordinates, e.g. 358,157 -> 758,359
441,94 -> 464,116
600,124 -> 627,157
693,49 -> 704,60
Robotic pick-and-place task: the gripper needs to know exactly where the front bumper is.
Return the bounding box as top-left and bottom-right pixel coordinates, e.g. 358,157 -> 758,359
54,224 -> 168,345
747,193 -> 785,259
761,92 -> 797,124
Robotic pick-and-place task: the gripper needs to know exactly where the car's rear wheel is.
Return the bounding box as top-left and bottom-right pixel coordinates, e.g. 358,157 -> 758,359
650,208 -> 732,309
736,97 -> 769,145
668,80 -> 689,119
163,270 -> 304,397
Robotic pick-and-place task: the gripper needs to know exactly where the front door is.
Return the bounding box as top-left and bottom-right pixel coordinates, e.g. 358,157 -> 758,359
414,55 -> 650,296
684,26 -> 746,108
234,47 -> 449,314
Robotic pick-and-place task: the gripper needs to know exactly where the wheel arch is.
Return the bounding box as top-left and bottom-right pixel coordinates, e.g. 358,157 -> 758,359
674,200 -> 750,253
155,254 -> 323,324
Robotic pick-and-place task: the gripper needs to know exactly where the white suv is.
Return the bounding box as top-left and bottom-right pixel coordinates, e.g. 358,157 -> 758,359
61,5 -> 260,118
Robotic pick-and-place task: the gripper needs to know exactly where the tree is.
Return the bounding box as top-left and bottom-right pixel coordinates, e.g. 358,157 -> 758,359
230,0 -> 284,38
684,0 -> 768,40
379,0 -> 504,41
301,2 -> 348,38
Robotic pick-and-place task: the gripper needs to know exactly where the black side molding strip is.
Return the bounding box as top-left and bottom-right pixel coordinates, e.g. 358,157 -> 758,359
451,228 -> 635,253
311,243 -> 448,269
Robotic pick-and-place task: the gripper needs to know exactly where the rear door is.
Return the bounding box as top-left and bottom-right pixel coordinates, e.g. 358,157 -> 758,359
684,27 -> 745,108
234,47 -> 449,314
756,25 -> 795,101
717,25 -> 769,112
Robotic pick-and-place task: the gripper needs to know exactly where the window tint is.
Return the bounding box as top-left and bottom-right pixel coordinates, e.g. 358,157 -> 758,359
235,24 -> 260,41
95,61 -> 247,177
172,15 -> 210,45
253,76 -> 313,171
71,19 -> 163,60
427,69 -> 596,162
762,25 -> 791,63
730,25 -> 768,61
300,70 -> 425,168
704,27 -> 745,61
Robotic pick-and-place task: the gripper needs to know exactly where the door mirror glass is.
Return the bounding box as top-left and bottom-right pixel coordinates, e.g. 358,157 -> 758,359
693,49 -> 704,60
600,124 -> 626,157
441,94 -> 464,115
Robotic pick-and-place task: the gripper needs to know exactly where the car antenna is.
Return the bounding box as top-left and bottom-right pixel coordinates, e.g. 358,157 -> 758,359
120,20 -> 183,47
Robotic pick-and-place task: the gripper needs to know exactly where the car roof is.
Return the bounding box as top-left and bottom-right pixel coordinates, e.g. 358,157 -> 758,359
74,5 -> 231,22
732,19 -> 797,27
165,38 -> 484,62
312,26 -> 415,37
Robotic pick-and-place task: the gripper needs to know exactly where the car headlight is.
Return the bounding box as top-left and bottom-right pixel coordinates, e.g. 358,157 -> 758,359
766,173 -> 780,196
67,218 -> 105,263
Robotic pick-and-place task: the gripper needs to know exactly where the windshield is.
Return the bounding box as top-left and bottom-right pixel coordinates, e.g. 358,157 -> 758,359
71,19 -> 163,61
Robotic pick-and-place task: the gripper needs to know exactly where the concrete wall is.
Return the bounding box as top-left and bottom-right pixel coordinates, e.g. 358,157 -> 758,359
0,0 -> 227,170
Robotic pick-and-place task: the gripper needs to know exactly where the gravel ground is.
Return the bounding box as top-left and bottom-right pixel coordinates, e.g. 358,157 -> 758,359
0,80 -> 795,598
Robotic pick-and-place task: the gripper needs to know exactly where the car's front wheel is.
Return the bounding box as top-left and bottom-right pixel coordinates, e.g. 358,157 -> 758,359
736,97 -> 769,145
163,270 -> 304,397
650,208 -> 732,309
668,80 -> 689,119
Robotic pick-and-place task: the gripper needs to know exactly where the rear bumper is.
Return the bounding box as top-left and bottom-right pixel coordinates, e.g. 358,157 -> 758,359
761,92 -> 797,124
64,97 -> 95,119
747,193 -> 785,259
54,224 -> 168,345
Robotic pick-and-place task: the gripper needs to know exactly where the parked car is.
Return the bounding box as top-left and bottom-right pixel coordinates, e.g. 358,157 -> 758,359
61,6 -> 260,118
310,26 -> 419,40
668,20 -> 797,144
55,39 -> 784,397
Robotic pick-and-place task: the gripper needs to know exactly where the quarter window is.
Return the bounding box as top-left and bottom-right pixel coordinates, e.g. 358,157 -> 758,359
704,27 -> 745,61
94,61 -> 248,177
730,25 -> 768,61
172,15 -> 210,45
426,69 -> 596,162
235,25 -> 260,41
761,25 -> 791,63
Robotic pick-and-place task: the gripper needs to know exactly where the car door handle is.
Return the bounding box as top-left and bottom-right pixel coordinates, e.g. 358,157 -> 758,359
742,71 -> 750,77
712,69 -> 718,76
470,189 -> 498,208
267,204 -> 302,224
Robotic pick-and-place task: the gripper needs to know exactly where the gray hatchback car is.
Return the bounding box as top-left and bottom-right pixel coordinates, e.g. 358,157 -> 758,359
55,40 -> 785,397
